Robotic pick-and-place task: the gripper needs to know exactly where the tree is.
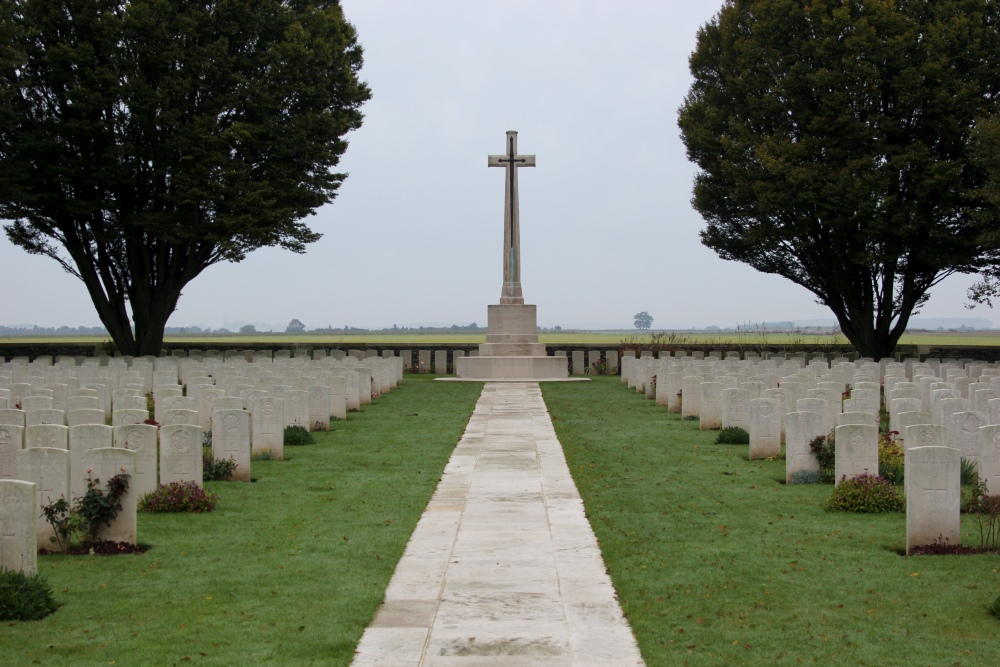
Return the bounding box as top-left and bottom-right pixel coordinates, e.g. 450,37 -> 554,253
239,324 -> 256,335
633,311 -> 653,330
286,319 -> 306,333
0,0 -> 371,356
678,0 -> 1000,359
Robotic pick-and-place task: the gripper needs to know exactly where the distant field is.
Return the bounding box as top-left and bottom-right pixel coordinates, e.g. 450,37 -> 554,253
3,331 -> 1000,347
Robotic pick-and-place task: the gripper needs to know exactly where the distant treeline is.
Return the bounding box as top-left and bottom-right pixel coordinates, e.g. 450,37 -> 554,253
0,323 -> 486,336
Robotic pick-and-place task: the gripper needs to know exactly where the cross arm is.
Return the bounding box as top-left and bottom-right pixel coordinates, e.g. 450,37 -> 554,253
488,155 -> 536,167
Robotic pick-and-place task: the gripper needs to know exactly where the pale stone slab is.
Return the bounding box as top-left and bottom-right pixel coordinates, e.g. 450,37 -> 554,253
904,423 -> 948,450
159,424 -> 203,486
251,397 -> 284,458
67,408 -> 105,427
834,424 -> 878,485
721,388 -> 749,429
434,350 -> 448,375
285,390 -> 310,430
16,447 -> 70,550
113,408 -> 150,428
837,411 -> 878,427
26,409 -> 65,427
83,447 -> 137,544
70,424 -> 113,498
309,385 -> 331,431
786,411 -> 824,481
699,382 -> 723,430
25,424 -> 68,450
906,446 -> 961,554
749,398 -> 781,459
0,480 -> 37,575
114,424 -> 158,499
0,425 -> 23,479
978,424 -> 1000,494
0,409 -> 26,428
212,409 -> 251,482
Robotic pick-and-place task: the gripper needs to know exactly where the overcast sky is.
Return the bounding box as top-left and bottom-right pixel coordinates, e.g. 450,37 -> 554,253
0,0 -> 994,331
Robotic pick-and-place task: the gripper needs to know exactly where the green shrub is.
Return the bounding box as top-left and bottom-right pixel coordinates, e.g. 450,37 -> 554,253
822,474 -> 904,513
682,414 -> 699,421
139,482 -> 219,513
715,426 -> 749,444
284,425 -> 316,445
988,594 -> 1000,619
41,472 -> 130,550
962,457 -> 979,486
203,455 -> 238,481
251,448 -> 276,461
878,431 -> 905,485
809,434 -> 836,483
789,469 -> 820,485
0,569 -> 59,621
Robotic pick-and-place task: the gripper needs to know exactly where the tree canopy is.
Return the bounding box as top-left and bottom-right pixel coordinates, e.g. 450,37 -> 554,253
678,0 -> 1000,359
0,0 -> 371,355
634,311 -> 654,330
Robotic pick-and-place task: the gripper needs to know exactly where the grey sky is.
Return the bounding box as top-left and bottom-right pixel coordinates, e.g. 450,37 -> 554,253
0,0 -> 992,330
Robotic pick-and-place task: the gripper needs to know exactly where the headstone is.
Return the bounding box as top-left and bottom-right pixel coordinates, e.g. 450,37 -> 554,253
571,351 -> 586,376
906,446 -> 961,554
588,351 -> 602,375
749,398 -> 781,459
328,376 -> 347,421
417,350 -> 431,373
904,423 -> 948,451
606,350 -> 619,374
159,424 -> 203,486
161,408 -> 199,426
250,397 -> 284,459
0,409 -> 25,428
212,409 -> 251,482
0,425 -> 23,480
69,424 -> 114,498
16,447 -> 70,550
0,480 -> 37,575
948,411 -> 986,464
833,424 -> 878,486
82,447 -> 137,544
114,424 -> 158,499
434,350 -> 448,375
68,408 -> 106,427
978,424 -> 1000,495
721,388 -> 749,430
699,382 -> 723,430
26,409 -> 65,427
681,376 -> 702,418
308,386 -> 331,431
285,390 -> 310,430
345,372 -> 360,412
25,423 -> 68,450
113,409 -> 151,428
786,411 -> 825,482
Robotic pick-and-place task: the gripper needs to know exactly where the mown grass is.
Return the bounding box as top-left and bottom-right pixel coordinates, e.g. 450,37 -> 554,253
1,376 -> 482,667
543,377 -> 1000,667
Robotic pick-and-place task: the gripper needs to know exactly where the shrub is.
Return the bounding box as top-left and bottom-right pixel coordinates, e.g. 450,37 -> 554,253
251,448 -> 276,461
822,474 -> 904,513
682,414 -> 700,421
809,434 -> 836,483
284,425 -> 315,445
203,456 -> 238,482
201,431 -> 213,447
715,426 -> 749,445
962,457 -> 979,486
878,431 -> 905,485
139,482 -> 219,513
0,569 -> 59,621
789,469 -> 821,485
988,594 -> 1000,619
41,471 -> 131,550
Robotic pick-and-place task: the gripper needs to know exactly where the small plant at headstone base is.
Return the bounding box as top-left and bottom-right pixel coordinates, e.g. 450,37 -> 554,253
0,568 -> 60,621
145,392 -> 154,417
715,426 -> 750,445
822,474 -> 904,513
139,482 -> 219,513
878,430 -> 905,485
201,431 -> 213,447
591,359 -> 609,376
202,455 -> 238,482
41,471 -> 131,549
988,594 -> 1000,619
809,434 -> 836,483
789,469 -> 821,485
682,414 -> 700,421
968,485 -> 1000,551
251,448 -> 276,461
284,425 -> 315,446
961,457 -> 979,487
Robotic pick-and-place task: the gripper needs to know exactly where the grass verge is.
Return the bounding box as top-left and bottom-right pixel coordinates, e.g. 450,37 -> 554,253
543,377 -> 1000,666
2,376 -> 482,666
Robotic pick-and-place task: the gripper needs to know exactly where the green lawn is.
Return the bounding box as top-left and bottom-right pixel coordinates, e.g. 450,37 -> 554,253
1,376 -> 483,667
543,378 -> 1000,667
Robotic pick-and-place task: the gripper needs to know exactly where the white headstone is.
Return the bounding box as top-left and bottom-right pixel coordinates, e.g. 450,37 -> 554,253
721,388 -> 749,430
308,386 -> 331,431
212,409 -> 251,482
113,409 -> 150,428
699,382 -> 723,430
251,397 -> 284,459
904,423 -> 948,451
906,446 -> 961,554
83,447 -> 137,544
833,424 -> 878,486
978,424 -> 1000,495
749,398 -> 781,460
16,447 -> 70,550
25,423 -> 68,450
114,424 -> 159,499
786,411 -> 825,482
0,480 -> 37,575
159,424 -> 203,487
69,424 -> 114,499
68,408 -> 106,427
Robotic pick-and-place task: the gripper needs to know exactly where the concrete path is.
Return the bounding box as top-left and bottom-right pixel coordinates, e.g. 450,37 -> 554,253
352,382 -> 644,666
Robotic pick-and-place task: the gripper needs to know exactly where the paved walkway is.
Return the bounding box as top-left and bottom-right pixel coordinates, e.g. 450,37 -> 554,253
352,382 -> 644,666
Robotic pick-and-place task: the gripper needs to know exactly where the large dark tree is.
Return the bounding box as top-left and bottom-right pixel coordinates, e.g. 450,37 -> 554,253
678,0 -> 1000,359
0,0 -> 370,355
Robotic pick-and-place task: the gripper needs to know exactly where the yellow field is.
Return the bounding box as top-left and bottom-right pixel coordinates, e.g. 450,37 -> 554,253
2,330 -> 1000,347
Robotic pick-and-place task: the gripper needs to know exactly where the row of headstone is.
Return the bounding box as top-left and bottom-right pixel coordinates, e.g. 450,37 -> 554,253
618,352 -> 1000,553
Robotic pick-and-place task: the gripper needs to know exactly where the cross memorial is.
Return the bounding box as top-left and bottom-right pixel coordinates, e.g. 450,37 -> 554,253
488,131 -> 535,305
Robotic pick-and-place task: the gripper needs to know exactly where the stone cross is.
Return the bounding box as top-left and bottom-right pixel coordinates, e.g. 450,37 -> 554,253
488,130 -> 535,305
